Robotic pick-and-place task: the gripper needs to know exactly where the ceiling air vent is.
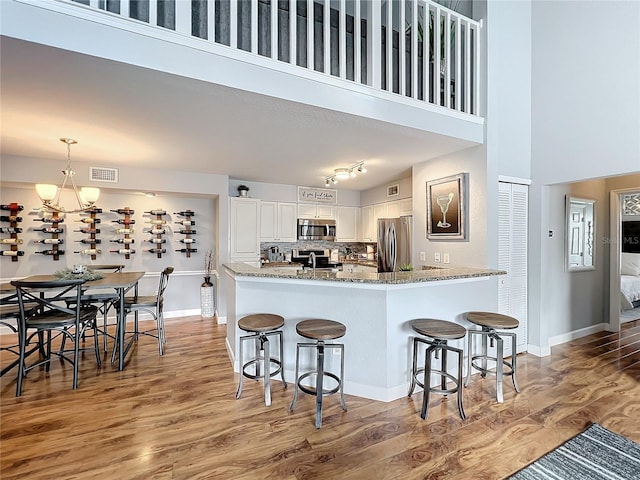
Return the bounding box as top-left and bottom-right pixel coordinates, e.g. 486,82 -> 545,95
90,166 -> 118,183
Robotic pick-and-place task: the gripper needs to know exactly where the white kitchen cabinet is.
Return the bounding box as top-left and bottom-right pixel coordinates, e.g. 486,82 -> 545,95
385,201 -> 400,218
399,198 -> 412,216
298,204 -> 335,219
260,201 -> 297,242
335,206 -> 359,242
229,197 -> 260,265
361,205 -> 375,242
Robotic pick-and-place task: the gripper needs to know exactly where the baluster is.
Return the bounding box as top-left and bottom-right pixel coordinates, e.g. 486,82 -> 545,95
208,0 -> 215,43
271,0 -> 278,59
251,0 -> 258,53
473,22 -> 480,115
339,0 -> 346,79
289,0 -> 297,65
434,6 -> 441,104
367,0 -> 381,88
465,21 -> 471,113
230,0 -> 238,49
385,0 -> 392,91
175,0 -> 190,35
354,0 -> 361,83
120,0 -> 129,18
454,16 -> 461,111
307,0 -> 314,70
443,10 -> 450,108
399,0 -> 405,96
411,0 -> 418,99
323,0 -> 330,74
149,0 -> 157,27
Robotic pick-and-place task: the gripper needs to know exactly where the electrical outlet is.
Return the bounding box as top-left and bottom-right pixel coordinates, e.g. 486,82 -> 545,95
443,253 -> 450,264
434,252 -> 441,263
420,251 -> 426,261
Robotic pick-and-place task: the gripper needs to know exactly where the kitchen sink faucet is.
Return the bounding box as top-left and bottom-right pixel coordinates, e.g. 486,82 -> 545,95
308,252 -> 316,271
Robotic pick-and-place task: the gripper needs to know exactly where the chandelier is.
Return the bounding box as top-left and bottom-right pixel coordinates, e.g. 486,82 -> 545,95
325,161 -> 367,187
35,138 -> 100,213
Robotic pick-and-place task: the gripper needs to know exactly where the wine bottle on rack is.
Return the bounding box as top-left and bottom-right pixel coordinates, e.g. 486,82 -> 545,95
0,227 -> 23,234
84,207 -> 103,213
146,238 -> 167,244
75,238 -> 102,244
74,228 -> 100,234
1,238 -> 24,244
1,215 -> 23,222
175,220 -> 195,226
33,238 -> 64,245
177,229 -> 196,234
176,248 -> 197,253
34,217 -> 64,224
144,209 -> 166,215
112,219 -> 135,225
111,238 -> 135,244
179,238 -> 196,244
1,250 -> 25,257
174,211 -> 195,216
114,228 -> 134,234
145,219 -> 167,225
110,248 -> 135,254
110,208 -> 135,214
35,250 -> 65,255
0,203 -> 25,211
34,227 -> 64,234
75,248 -> 102,255
145,248 -> 167,254
148,228 -> 166,235
76,218 -> 100,224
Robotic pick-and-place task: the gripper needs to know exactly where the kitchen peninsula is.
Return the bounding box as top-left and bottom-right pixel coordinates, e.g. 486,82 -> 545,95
223,263 -> 505,402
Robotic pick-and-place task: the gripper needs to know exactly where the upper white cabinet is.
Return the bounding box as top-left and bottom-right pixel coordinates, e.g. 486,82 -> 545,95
399,198 -> 412,216
298,204 -> 335,219
336,206 -> 359,242
361,205 -> 375,242
260,201 -> 297,242
385,201 -> 400,218
229,197 -> 261,264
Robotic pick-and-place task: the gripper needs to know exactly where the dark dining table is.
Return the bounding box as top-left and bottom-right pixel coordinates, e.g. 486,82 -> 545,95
0,271 -> 145,371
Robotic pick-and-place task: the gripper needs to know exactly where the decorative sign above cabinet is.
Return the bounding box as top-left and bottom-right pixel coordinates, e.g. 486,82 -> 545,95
297,186 -> 337,204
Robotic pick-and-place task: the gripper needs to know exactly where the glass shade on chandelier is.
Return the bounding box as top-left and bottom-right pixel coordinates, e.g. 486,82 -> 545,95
325,161 -> 366,187
35,138 -> 100,213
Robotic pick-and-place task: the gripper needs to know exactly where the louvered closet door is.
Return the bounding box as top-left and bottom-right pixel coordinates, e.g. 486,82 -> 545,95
498,182 -> 528,353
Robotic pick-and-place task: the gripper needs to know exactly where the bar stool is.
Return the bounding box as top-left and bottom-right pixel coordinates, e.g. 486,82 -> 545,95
290,319 -> 347,428
235,313 -> 286,406
408,319 -> 467,420
464,311 -> 521,403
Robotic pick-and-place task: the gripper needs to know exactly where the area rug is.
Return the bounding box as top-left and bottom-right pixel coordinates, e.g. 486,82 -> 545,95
508,423 -> 640,479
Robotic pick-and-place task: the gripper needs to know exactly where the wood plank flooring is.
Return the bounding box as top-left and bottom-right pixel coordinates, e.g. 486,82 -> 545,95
1,317 -> 639,479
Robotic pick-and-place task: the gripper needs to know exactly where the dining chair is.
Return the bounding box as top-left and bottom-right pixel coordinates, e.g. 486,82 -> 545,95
81,264 -> 125,352
0,293 -> 40,377
113,266 -> 173,359
11,278 -> 102,396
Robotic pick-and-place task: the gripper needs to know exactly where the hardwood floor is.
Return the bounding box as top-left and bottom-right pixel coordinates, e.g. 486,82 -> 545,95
1,317 -> 639,479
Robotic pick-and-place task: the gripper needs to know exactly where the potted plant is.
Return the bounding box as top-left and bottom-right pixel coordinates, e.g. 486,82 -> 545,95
237,185 -> 250,197
399,263 -> 414,272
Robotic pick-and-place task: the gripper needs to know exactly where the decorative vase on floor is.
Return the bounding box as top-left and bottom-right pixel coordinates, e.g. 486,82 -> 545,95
200,276 -> 215,318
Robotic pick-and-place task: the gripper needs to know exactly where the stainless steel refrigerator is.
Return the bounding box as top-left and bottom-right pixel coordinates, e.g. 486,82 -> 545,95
377,216 -> 412,272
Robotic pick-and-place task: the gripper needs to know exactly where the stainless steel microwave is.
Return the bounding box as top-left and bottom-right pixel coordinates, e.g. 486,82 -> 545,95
297,218 -> 336,241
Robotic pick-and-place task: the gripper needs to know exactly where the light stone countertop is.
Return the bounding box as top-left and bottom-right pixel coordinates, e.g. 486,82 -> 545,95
224,262 -> 505,285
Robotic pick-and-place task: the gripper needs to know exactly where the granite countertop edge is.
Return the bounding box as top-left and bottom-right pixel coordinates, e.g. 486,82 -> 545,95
224,263 -> 506,285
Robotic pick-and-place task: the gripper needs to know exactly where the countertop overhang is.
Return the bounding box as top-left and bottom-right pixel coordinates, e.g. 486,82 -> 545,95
224,262 -> 505,285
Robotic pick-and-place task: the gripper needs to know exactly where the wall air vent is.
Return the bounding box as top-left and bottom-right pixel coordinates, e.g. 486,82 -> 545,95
89,166 -> 118,183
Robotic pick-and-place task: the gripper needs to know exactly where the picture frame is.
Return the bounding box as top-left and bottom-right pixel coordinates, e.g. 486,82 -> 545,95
426,173 -> 467,240
387,184 -> 399,197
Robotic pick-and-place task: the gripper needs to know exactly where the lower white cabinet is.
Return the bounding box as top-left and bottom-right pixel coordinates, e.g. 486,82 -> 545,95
260,201 -> 297,242
336,206 -> 359,242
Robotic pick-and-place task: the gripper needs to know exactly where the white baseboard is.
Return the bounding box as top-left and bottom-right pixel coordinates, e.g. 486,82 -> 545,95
548,322 -> 608,347
526,344 -> 552,357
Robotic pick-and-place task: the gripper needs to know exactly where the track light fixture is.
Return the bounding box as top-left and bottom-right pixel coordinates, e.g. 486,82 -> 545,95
324,162 -> 367,186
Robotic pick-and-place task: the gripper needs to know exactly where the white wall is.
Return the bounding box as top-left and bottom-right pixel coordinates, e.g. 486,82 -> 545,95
412,146 -> 488,269
531,0 -> 640,184
361,176 -> 412,206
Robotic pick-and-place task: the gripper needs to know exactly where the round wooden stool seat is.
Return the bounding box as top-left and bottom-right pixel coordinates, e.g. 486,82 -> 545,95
466,311 -> 519,330
296,319 -> 346,341
238,313 -> 284,333
411,319 -> 466,340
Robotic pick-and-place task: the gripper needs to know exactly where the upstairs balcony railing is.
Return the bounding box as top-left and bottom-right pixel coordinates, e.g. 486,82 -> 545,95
69,0 -> 481,115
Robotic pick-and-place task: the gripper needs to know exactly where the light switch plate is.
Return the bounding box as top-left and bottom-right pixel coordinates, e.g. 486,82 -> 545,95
434,252 -> 441,263
420,251 -> 426,261
443,253 -> 450,264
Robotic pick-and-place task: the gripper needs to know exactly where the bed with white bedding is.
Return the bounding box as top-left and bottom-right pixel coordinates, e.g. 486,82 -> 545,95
621,251 -> 640,311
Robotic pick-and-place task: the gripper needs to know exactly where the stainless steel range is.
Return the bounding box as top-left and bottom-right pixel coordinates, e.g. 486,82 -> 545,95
292,249 -> 341,270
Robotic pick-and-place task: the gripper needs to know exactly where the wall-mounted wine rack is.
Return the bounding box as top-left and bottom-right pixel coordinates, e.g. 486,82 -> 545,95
1,203 -> 25,261
33,211 -> 64,261
144,209 -> 168,258
175,210 -> 196,258
110,207 -> 135,259
75,207 -> 102,260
